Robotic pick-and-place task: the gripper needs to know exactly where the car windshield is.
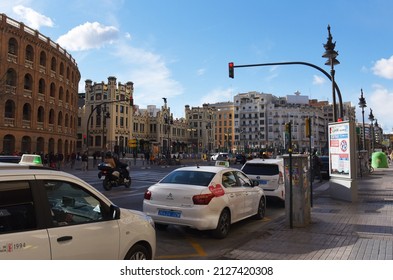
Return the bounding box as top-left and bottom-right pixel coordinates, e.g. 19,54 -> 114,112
242,163 -> 279,176
160,170 -> 216,186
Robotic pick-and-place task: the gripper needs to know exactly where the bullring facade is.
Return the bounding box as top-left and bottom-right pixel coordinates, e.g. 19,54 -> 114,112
0,14 -> 80,156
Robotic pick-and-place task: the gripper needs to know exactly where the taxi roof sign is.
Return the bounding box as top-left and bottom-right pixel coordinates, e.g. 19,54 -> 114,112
19,154 -> 43,166
215,160 -> 229,167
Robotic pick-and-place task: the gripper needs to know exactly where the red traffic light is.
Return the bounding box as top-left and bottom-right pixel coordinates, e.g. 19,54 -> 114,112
228,62 -> 234,78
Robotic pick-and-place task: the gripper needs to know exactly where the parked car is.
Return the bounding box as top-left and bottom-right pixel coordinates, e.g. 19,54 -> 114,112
0,160 -> 156,260
211,152 -> 228,161
320,155 -> 330,179
241,158 -> 285,206
143,164 -> 265,239
0,155 -> 21,163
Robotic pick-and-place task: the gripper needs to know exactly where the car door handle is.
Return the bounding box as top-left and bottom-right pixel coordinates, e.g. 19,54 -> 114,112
57,236 -> 73,242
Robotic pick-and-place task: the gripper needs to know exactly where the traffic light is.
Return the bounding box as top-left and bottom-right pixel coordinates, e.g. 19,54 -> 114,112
129,98 -> 134,106
228,62 -> 234,78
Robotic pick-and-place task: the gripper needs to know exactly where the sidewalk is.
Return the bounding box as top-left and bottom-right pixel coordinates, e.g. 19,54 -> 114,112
223,167 -> 393,260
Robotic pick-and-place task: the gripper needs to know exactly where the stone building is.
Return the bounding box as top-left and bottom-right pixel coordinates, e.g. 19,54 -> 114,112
0,14 -> 80,156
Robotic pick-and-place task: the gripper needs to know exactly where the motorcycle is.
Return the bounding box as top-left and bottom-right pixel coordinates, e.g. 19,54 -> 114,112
97,162 -> 131,191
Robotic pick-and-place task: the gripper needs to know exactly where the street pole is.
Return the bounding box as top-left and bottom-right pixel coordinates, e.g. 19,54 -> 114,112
231,61 -> 343,120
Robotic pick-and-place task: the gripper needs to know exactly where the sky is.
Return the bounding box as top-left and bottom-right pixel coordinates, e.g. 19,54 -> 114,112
2,0 -> 393,132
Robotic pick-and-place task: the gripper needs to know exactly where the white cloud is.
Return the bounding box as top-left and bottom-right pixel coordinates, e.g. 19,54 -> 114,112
313,75 -> 325,85
372,55 -> 393,79
12,5 -> 54,30
112,43 -> 183,111
200,88 -> 233,104
367,84 -> 393,131
57,22 -> 119,51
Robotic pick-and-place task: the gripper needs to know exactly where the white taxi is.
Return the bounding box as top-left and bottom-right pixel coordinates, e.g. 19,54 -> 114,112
0,158 -> 156,260
143,163 -> 265,239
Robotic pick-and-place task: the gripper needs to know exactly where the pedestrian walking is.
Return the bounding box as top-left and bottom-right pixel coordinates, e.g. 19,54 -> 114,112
81,151 -> 88,171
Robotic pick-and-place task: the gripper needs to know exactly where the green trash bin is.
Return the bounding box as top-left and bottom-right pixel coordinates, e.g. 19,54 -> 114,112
371,151 -> 388,168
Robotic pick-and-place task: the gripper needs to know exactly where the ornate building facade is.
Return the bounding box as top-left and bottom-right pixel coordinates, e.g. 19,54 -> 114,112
0,14 -> 80,155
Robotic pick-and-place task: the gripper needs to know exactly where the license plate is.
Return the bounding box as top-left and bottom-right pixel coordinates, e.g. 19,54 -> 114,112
259,180 -> 268,185
158,209 -> 181,218
100,175 -> 106,180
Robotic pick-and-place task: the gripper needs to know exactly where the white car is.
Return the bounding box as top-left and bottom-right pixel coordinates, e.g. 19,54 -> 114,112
210,152 -> 228,161
143,165 -> 265,239
241,158 -> 285,205
0,161 -> 156,260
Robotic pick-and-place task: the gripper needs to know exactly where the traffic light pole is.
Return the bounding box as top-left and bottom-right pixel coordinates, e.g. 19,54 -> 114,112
229,61 -> 343,121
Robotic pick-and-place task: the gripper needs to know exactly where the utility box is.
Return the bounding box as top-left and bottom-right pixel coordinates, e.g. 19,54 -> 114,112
283,154 -> 311,227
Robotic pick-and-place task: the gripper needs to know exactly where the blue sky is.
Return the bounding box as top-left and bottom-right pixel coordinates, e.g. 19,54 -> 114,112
2,0 -> 393,132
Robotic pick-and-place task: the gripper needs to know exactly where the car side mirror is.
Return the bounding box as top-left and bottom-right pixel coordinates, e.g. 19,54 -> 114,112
110,204 -> 121,219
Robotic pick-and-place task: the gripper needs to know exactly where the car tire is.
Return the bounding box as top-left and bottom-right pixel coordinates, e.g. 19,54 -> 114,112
125,244 -> 150,260
212,209 -> 230,239
254,196 -> 266,220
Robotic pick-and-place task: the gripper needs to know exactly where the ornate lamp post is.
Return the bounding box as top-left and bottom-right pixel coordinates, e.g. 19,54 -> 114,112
358,89 -> 367,150
322,25 -> 340,122
368,108 -> 375,152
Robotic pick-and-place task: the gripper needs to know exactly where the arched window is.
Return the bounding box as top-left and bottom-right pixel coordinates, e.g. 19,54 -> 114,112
65,113 -> 69,127
57,111 -> 63,126
59,86 -> 64,101
39,51 -> 46,67
50,82 -> 56,98
66,90 -> 70,104
25,45 -> 34,61
5,100 -> 15,118
49,109 -> 55,124
38,78 -> 46,94
51,57 -> 56,72
24,73 -> 33,90
8,38 -> 18,55
60,62 -> 65,76
6,68 -> 17,86
37,106 -> 45,122
22,103 -> 31,120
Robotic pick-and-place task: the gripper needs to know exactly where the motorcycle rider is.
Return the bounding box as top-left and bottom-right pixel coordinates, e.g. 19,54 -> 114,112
104,151 -> 130,181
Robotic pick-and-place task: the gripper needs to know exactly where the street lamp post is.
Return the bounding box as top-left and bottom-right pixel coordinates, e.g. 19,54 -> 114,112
368,108 -> 375,152
322,25 -> 340,122
358,89 -> 367,150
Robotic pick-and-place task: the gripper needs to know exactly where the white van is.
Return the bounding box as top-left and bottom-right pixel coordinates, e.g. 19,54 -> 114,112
241,158 -> 285,205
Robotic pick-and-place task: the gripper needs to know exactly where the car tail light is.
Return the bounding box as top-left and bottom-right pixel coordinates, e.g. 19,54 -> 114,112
192,193 -> 215,205
278,171 -> 284,185
144,190 -> 152,200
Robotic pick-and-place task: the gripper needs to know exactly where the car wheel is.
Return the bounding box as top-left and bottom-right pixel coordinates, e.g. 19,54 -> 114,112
125,244 -> 150,260
212,209 -> 230,239
254,196 -> 266,220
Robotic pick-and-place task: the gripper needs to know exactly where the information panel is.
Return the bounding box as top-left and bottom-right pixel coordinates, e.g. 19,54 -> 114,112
328,121 -> 351,179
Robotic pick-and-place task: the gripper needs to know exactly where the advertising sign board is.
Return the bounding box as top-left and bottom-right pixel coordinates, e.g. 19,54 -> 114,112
328,121 -> 351,179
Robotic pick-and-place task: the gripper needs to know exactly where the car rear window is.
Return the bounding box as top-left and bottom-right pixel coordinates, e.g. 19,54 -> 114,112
242,163 -> 279,176
161,170 -> 215,186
